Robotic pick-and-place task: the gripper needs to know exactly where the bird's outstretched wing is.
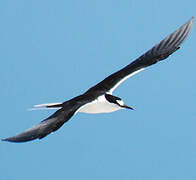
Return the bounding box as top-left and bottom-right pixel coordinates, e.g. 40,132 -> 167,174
2,96 -> 87,143
87,17 -> 194,94
2,108 -> 74,142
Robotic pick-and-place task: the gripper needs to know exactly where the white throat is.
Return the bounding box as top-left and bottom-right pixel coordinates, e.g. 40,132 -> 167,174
78,95 -> 122,114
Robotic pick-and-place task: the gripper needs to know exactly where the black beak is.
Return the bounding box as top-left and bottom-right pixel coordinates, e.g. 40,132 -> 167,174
121,104 -> 134,110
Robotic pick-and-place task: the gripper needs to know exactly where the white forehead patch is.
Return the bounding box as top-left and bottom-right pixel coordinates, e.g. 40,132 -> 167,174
116,99 -> 124,106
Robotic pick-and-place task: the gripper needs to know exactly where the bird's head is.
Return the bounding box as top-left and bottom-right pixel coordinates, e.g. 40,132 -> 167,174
105,94 -> 134,110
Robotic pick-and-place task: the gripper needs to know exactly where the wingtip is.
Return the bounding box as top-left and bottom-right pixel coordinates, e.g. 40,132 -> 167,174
1,136 -> 34,143
187,16 -> 194,27
1,137 -> 14,143
182,17 -> 194,31
189,16 -> 194,24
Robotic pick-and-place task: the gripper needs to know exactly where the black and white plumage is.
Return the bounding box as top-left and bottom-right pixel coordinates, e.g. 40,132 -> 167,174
2,17 -> 193,143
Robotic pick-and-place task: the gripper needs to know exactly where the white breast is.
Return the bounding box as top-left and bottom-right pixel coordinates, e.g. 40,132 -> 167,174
78,95 -> 122,114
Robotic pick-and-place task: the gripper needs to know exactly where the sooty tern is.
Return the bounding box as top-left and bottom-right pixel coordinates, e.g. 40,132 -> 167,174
2,17 -> 193,143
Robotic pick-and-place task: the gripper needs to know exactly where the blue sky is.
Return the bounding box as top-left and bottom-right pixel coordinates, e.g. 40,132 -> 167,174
0,0 -> 196,179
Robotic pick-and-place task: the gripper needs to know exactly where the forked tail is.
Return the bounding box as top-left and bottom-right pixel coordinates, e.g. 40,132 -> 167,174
29,102 -> 63,110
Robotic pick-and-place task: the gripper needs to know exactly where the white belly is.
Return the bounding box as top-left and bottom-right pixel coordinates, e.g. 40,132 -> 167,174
78,95 -> 122,114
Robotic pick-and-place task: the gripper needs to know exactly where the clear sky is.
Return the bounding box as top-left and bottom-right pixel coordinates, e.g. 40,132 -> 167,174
0,0 -> 196,179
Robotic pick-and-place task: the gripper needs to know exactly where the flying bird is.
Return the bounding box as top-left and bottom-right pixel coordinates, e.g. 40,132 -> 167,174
2,17 -> 193,143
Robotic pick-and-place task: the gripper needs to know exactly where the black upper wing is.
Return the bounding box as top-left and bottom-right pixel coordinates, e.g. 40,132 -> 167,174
2,95 -> 88,143
2,109 -> 74,142
87,17 -> 193,94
